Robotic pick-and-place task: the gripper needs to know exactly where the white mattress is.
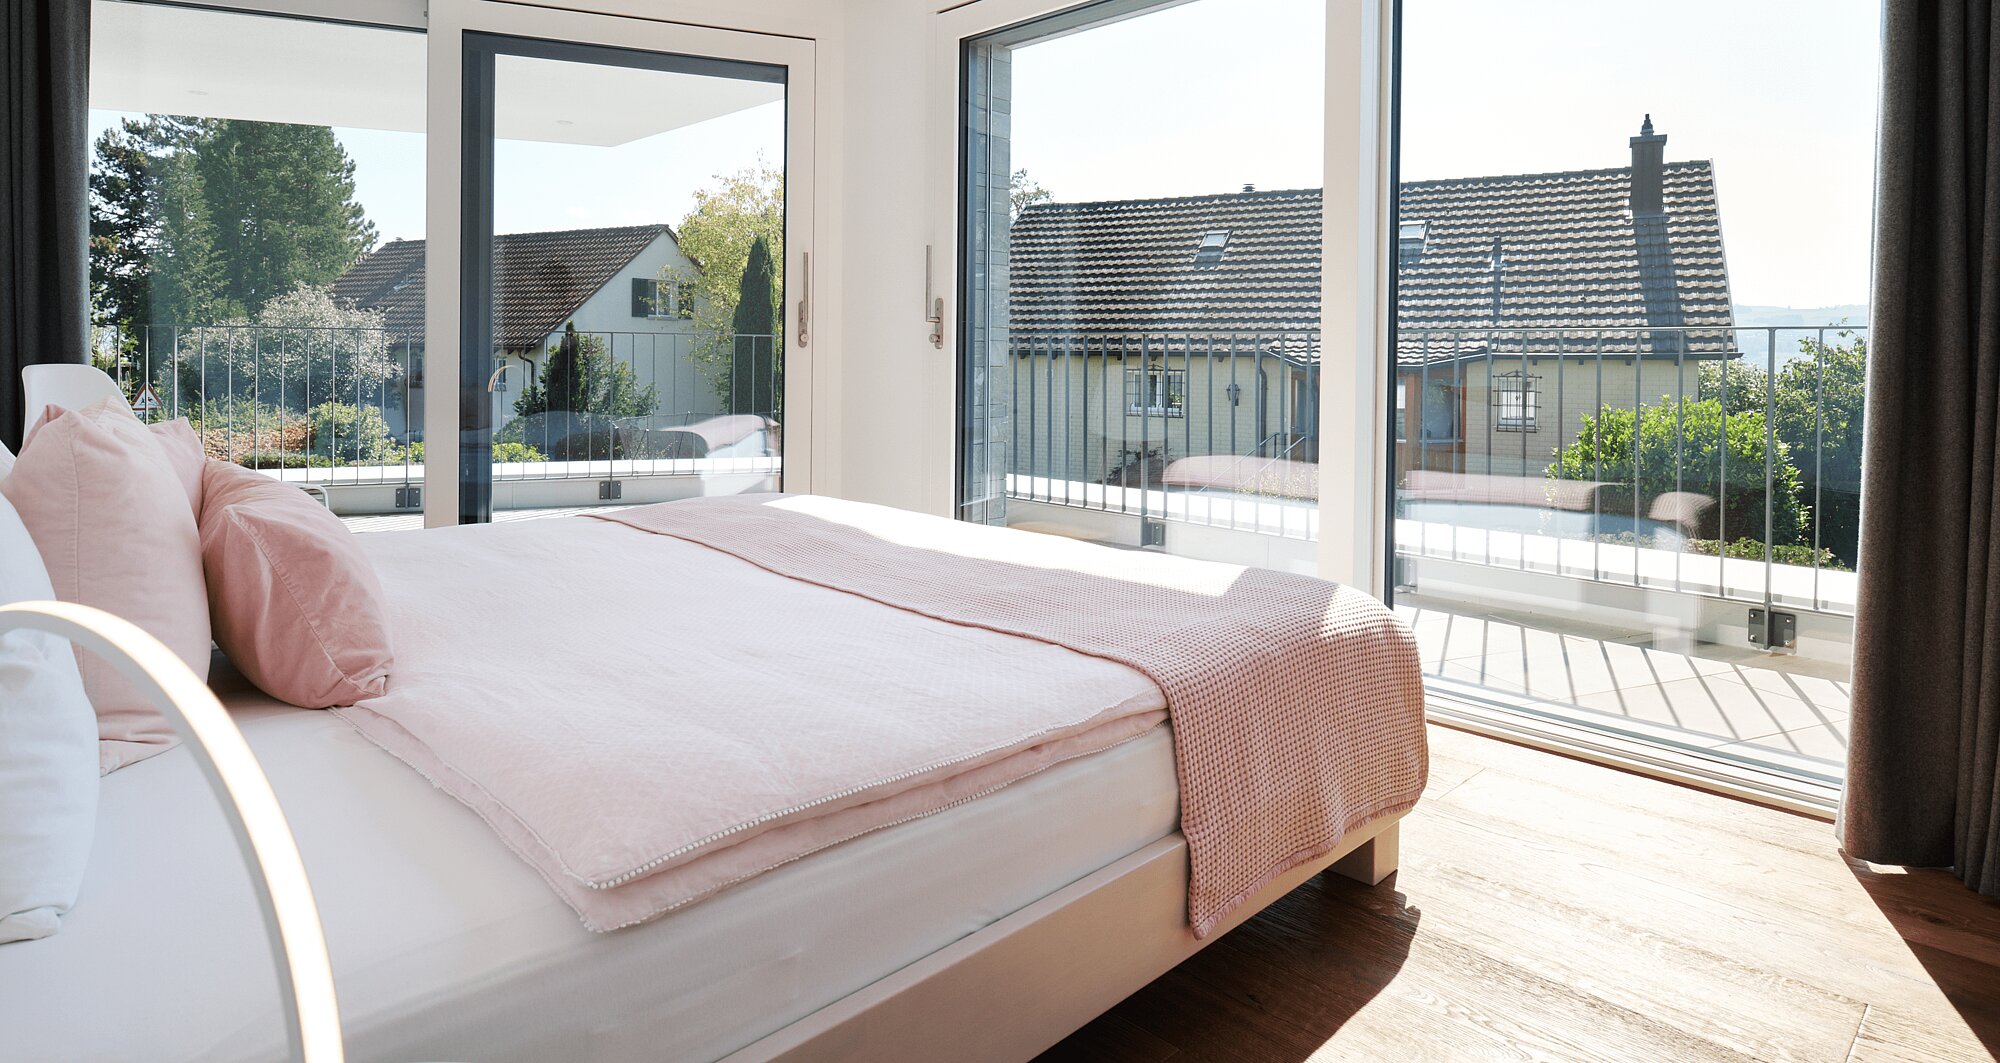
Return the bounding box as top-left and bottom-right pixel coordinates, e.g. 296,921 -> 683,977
0,674 -> 1179,1063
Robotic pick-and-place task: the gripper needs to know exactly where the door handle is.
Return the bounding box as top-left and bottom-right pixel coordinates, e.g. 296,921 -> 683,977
925,245 -> 945,349
797,251 -> 810,348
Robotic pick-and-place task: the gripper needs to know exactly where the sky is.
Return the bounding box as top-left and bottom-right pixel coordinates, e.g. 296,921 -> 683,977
90,0 -> 1881,311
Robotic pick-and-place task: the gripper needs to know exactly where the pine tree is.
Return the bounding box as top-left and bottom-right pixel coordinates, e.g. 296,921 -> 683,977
152,150 -> 233,327
730,236 -> 779,416
88,116 -> 211,336
544,323 -> 586,413
195,121 -> 376,312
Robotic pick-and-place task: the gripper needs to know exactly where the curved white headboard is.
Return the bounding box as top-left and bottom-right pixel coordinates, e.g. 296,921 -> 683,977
0,601 -> 343,1063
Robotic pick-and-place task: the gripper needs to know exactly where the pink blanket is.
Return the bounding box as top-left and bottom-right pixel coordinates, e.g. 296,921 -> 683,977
592,495 -> 1428,936
338,516 -> 1166,931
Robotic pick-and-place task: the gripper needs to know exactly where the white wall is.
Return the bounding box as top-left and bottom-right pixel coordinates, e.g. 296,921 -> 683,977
830,0 -> 950,514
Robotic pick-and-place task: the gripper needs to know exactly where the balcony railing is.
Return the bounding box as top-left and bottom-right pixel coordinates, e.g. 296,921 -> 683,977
88,323 -> 782,491
1003,328 -> 1323,540
1002,323 -> 1868,615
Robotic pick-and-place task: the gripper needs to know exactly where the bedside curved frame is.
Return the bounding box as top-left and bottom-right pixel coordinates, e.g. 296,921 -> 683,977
0,601 -> 343,1063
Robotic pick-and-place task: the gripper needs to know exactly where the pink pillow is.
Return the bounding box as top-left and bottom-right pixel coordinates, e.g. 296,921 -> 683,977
147,418 -> 206,517
0,400 -> 211,772
22,405 -> 202,517
200,461 -> 393,708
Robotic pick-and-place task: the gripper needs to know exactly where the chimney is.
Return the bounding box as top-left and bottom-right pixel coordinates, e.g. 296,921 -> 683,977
1629,114 -> 1667,216
1242,183 -> 1256,193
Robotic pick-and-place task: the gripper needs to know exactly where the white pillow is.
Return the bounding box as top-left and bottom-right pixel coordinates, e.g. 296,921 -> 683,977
0,491 -> 98,943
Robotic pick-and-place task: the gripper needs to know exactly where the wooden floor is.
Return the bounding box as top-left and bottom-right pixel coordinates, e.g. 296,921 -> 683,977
1038,725 -> 2000,1062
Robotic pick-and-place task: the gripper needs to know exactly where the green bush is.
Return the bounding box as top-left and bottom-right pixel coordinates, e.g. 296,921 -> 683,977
400,440 -> 545,464
230,452 -> 334,469
1684,537 -> 1849,571
307,402 -> 401,465
1548,397 -> 1807,547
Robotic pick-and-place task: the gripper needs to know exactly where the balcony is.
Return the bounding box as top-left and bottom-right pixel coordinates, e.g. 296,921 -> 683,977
999,324 -> 1866,792
92,322 -> 783,516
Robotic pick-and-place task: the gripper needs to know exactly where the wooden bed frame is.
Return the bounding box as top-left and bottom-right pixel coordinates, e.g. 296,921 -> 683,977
724,815 -> 1403,1063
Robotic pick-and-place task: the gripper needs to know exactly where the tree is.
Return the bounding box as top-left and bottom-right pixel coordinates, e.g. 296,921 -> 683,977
202,284 -> 400,412
1698,334 -> 1868,566
656,162 -> 783,396
512,323 -> 659,421
89,116 -> 218,338
89,118 -> 168,332
151,150 -> 235,328
87,117 -> 375,340
1548,396 -> 1807,549
730,236 -> 779,416
1010,168 -> 1053,219
196,121 -> 376,310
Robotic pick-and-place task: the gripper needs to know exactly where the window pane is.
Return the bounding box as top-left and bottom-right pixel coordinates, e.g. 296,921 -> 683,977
459,40 -> 787,522
961,0 -> 1325,569
88,1 -> 426,530
1390,0 -> 1878,793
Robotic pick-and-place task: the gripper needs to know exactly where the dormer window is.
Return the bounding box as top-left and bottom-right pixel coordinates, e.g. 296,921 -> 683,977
1194,230 -> 1230,267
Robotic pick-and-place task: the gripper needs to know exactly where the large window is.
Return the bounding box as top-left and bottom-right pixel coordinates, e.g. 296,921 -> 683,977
85,1 -> 810,531
1390,0 -> 1880,802
88,1 -> 426,526
960,0 -> 1326,563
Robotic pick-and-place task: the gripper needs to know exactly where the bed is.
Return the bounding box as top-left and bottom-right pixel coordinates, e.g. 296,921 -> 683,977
0,496 -> 1422,1062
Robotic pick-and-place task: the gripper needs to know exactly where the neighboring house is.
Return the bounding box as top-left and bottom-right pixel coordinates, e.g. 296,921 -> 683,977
331,223 -> 720,439
1007,187 -> 1322,489
1396,116 -> 1734,477
1006,117 -> 1735,487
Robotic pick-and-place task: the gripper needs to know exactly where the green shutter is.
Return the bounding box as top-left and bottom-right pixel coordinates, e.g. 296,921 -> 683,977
632,278 -> 652,317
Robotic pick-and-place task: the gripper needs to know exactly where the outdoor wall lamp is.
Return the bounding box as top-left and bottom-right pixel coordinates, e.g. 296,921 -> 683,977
1226,383 -> 1242,406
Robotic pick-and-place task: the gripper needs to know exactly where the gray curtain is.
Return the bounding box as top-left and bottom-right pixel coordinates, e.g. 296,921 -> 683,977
1843,0 -> 2000,897
0,0 -> 91,454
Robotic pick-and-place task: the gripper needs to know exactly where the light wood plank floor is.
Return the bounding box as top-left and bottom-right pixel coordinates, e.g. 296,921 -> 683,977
1039,725 -> 2000,1062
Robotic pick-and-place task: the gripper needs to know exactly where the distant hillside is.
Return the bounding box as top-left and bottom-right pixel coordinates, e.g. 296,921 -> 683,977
1731,304 -> 1869,365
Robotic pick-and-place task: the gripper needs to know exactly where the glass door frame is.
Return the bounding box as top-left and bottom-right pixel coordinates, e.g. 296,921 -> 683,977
927,0 -> 1395,594
423,0 -> 817,526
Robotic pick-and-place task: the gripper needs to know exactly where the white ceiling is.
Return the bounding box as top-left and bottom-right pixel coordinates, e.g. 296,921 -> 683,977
89,1 -> 783,147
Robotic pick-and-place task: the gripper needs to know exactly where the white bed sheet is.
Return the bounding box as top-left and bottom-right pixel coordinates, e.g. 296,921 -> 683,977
0,683 -> 1178,1063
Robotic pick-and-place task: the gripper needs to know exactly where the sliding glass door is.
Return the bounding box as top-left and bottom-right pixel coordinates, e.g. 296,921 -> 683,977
954,0 -> 1327,574
84,0 -> 813,531
1388,0 -> 1879,801
446,6 -> 811,524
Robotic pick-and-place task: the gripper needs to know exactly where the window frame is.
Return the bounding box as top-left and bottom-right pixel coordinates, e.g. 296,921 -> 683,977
1124,366 -> 1188,418
1492,370 -> 1539,433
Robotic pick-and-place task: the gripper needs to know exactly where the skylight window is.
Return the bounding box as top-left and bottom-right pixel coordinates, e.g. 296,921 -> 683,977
1397,220 -> 1429,266
1194,230 -> 1230,267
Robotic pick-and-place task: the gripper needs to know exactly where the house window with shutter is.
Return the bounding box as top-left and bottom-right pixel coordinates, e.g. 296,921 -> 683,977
632,278 -> 675,319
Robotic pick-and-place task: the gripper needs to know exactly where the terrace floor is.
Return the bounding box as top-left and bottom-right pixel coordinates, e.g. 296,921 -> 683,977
1395,594 -> 1850,775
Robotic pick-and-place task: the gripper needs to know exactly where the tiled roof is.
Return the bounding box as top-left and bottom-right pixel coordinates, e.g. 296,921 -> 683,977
1008,188 -> 1323,341
1007,160 -> 1734,365
1397,161 -> 1732,361
331,224 -> 672,350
